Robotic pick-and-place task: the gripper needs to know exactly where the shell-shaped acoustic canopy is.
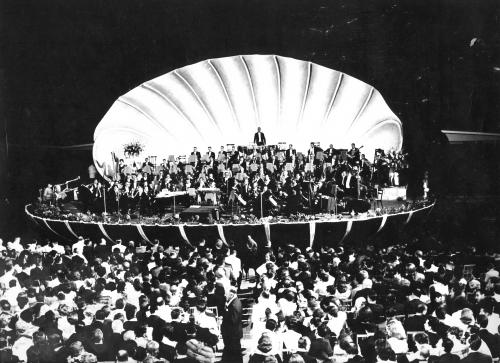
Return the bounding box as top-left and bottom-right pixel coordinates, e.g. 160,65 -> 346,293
93,55 -> 402,175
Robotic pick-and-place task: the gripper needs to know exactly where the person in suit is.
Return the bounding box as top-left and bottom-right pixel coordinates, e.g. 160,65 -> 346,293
347,143 -> 360,165
477,314 -> 499,358
253,127 -> 266,146
206,146 -> 215,161
221,285 -> 243,363
324,144 -> 337,163
285,144 -> 296,163
435,338 -> 460,363
460,334 -> 492,363
191,147 -> 201,162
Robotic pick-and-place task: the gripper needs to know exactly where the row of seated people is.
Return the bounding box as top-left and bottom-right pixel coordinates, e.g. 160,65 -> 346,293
0,232 -> 498,363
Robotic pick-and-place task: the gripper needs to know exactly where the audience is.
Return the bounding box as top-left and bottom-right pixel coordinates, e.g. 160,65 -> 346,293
0,234 -> 498,363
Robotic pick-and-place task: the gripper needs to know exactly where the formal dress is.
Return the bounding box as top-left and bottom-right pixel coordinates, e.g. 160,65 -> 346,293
221,297 -> 243,363
253,132 -> 266,146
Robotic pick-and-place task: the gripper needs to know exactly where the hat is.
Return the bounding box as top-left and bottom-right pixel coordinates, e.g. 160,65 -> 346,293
257,334 -> 273,353
460,308 -> 474,325
309,338 -> 333,360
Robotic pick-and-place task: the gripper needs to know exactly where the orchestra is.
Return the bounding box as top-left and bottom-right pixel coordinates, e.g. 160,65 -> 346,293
42,137 -> 409,218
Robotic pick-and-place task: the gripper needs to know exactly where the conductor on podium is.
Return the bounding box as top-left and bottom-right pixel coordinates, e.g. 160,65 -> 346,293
253,127 -> 266,146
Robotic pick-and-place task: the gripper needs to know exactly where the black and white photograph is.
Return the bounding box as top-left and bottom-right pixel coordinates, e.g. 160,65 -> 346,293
0,0 -> 499,362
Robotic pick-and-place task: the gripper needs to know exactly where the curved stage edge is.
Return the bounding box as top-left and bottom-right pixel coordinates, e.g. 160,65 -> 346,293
25,202 -> 435,250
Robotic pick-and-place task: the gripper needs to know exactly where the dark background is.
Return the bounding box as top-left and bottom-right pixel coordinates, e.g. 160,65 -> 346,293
1,0 -> 499,245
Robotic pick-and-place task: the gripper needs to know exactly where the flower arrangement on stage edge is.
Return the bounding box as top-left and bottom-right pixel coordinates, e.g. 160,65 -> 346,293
123,141 -> 145,157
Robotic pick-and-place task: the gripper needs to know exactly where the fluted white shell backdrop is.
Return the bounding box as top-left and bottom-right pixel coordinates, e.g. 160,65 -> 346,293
93,55 -> 402,175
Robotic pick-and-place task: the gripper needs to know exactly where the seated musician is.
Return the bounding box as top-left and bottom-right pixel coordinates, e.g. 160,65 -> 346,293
239,178 -> 252,201
141,157 -> 154,172
324,144 -> 338,163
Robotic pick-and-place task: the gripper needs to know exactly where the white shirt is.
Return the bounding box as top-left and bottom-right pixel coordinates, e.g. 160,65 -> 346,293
280,329 -> 301,352
277,298 -> 297,317
194,310 -> 219,334
486,313 -> 500,334
326,311 -> 347,336
225,255 -> 241,279
72,239 -> 85,255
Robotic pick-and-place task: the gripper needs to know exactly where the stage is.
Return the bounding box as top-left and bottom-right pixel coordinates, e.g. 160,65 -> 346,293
25,200 -> 434,250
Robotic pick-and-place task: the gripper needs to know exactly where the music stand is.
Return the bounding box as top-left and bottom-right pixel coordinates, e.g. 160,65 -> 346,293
168,155 -> 175,162
232,164 -> 240,173
266,163 -> 275,173
185,165 -> 194,174
188,155 -> 197,164
285,163 -> 294,172
305,163 -> 314,172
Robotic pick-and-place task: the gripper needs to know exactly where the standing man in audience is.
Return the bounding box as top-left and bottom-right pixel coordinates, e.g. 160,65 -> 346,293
253,127 -> 266,147
221,285 -> 243,363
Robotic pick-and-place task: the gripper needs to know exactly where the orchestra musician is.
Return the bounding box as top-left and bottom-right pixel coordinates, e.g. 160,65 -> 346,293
206,146 -> 216,161
191,147 -> 201,163
318,178 -> 344,214
253,127 -> 266,146
359,154 -> 372,181
42,184 -> 54,203
347,143 -> 360,165
285,144 -> 296,164
324,144 -> 338,163
40,141 -> 410,220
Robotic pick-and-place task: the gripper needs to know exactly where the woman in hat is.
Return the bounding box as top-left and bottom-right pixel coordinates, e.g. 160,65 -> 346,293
249,333 -> 283,363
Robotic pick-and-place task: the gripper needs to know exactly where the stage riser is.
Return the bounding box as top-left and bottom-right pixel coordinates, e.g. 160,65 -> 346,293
26,204 -> 434,249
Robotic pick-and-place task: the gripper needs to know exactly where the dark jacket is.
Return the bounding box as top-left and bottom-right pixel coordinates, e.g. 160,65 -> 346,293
221,297 -> 243,339
459,352 -> 492,363
436,353 -> 461,363
478,329 -> 500,358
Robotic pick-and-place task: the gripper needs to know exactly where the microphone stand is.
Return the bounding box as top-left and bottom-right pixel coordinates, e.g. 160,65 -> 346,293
102,186 -> 107,214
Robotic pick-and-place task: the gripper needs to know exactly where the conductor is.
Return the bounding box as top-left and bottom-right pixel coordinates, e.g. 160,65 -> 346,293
253,127 -> 266,146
